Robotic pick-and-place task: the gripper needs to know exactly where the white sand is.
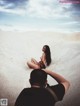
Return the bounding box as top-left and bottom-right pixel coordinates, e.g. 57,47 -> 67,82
0,30 -> 80,106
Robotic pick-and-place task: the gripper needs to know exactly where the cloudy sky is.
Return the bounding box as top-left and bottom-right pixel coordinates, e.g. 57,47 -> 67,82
0,0 -> 80,32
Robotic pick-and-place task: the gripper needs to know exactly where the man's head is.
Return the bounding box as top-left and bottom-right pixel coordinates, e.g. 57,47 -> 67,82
29,69 -> 47,87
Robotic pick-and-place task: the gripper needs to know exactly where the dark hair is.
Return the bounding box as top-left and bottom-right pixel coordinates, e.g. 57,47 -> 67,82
43,45 -> 51,66
30,69 -> 47,87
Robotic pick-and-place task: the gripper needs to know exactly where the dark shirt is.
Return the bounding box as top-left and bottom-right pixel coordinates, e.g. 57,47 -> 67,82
15,84 -> 65,106
38,61 -> 46,69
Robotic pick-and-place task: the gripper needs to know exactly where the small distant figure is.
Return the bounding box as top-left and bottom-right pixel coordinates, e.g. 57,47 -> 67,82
27,45 -> 51,69
15,69 -> 70,106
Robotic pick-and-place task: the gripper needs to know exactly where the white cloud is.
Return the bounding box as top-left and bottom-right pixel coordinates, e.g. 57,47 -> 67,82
26,0 -> 72,18
0,0 -> 5,4
0,0 -> 27,15
0,0 -> 72,18
0,6 -> 26,15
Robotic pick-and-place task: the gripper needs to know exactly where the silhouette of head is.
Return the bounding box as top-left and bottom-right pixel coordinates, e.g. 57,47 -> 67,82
30,69 -> 47,87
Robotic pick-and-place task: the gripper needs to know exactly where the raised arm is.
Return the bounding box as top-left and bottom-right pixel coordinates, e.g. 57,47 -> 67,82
43,69 -> 70,93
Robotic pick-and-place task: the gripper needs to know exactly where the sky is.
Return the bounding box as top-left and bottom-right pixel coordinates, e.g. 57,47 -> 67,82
0,0 -> 80,32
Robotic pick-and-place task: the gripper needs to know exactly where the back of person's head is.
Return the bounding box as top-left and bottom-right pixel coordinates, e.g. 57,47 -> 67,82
43,45 -> 51,66
30,69 -> 47,87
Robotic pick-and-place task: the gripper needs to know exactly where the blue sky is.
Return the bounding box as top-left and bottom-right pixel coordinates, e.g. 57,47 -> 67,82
0,0 -> 80,32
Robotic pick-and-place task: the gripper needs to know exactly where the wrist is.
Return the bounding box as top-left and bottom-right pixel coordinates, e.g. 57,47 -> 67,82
43,69 -> 51,74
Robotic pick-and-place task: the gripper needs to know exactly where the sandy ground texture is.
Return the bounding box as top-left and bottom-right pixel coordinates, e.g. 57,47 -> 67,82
0,30 -> 80,106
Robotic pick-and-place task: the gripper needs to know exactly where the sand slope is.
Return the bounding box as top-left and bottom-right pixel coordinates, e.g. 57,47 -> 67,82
0,31 -> 80,106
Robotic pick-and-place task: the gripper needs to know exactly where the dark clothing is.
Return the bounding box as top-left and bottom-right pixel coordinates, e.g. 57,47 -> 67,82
15,84 -> 65,106
38,61 -> 46,69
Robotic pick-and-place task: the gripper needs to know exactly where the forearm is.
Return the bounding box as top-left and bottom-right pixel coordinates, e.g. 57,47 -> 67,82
44,69 -> 68,84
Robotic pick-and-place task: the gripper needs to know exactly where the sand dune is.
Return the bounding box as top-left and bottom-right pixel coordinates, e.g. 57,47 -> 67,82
0,30 -> 80,106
